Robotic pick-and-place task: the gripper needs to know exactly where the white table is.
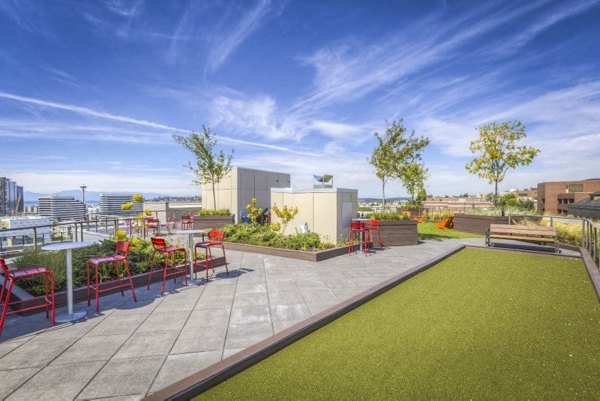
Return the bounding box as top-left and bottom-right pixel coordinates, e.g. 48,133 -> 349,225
171,229 -> 208,284
42,241 -> 93,322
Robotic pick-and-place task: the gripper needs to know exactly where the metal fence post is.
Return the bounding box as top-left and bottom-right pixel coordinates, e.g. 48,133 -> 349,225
33,227 -> 38,251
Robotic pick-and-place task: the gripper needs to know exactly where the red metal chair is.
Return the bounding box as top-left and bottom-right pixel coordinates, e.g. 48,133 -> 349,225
180,214 -> 194,230
86,241 -> 137,313
348,221 -> 369,255
367,219 -> 384,249
144,217 -> 160,237
0,258 -> 55,335
148,237 -> 188,294
194,230 -> 229,280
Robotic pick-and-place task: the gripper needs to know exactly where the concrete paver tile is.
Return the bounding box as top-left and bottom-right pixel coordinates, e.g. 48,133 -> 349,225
194,294 -> 235,310
77,355 -> 163,399
7,361 -> 104,401
51,334 -> 130,365
299,287 -> 338,303
149,351 -> 222,393
268,289 -> 305,304
232,292 -> 269,307
270,304 -> 311,322
185,308 -> 230,328
136,311 -> 191,333
225,323 -> 273,349
0,367 -> 40,399
170,325 -> 227,354
87,313 -> 147,336
0,336 -> 78,369
229,305 -> 271,325
112,330 -> 179,359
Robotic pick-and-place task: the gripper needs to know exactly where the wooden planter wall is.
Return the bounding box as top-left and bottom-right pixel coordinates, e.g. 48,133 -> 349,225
193,215 -> 234,230
377,220 -> 418,246
453,214 -> 509,235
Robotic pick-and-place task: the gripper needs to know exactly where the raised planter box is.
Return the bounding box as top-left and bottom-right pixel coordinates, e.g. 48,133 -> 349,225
453,214 -> 509,235
223,242 -> 348,262
193,215 -> 234,230
377,220 -> 418,246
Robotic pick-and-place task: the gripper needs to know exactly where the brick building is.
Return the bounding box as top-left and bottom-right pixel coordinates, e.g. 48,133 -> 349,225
537,178 -> 600,215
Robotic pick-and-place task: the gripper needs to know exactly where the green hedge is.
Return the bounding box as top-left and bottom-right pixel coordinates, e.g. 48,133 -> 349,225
222,223 -> 334,251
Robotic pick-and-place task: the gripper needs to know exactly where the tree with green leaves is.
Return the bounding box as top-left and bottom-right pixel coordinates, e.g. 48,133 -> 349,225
370,120 -> 430,209
465,120 -> 539,206
172,126 -> 234,210
400,162 -> 428,206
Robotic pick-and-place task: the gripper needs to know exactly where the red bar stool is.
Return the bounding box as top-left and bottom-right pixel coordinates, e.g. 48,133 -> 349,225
144,217 -> 160,237
180,214 -> 194,230
148,237 -> 188,294
0,258 -> 55,335
194,230 -> 229,280
367,219 -> 384,249
85,241 -> 137,313
193,242 -> 214,281
348,221 -> 369,255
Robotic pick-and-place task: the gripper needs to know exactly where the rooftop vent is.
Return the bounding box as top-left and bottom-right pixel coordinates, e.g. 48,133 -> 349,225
313,174 -> 333,189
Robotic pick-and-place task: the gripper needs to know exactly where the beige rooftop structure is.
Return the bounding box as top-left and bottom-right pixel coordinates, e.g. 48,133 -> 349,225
202,167 -> 291,223
271,187 -> 358,244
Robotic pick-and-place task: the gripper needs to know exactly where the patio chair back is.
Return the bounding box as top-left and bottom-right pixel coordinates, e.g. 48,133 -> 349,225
151,237 -> 167,250
115,241 -> 130,257
208,230 -> 225,242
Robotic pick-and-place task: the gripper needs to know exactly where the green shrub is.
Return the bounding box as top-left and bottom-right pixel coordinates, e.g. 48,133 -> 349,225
461,206 -> 541,216
13,238 -> 161,295
222,223 -> 334,251
367,211 -> 410,220
198,208 -> 230,216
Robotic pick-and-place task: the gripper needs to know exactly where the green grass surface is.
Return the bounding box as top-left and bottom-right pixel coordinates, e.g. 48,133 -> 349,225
198,248 -> 600,400
418,222 -> 483,239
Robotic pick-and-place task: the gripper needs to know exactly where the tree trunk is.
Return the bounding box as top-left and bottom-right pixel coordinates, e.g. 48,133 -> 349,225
381,179 -> 386,211
212,181 -> 217,210
494,180 -> 498,207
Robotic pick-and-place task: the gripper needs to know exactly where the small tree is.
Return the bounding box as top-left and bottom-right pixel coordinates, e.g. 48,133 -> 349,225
465,120 -> 539,206
172,126 -> 234,210
272,204 -> 299,233
370,120 -> 429,210
400,162 -> 428,206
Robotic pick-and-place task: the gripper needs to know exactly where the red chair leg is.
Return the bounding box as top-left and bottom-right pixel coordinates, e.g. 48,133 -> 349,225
95,263 -> 100,313
113,261 -> 124,297
123,259 -> 137,302
0,279 -> 14,334
86,262 -> 91,307
148,251 -> 157,290
49,271 -> 55,326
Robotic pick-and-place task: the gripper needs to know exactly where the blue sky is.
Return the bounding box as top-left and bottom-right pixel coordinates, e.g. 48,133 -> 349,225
1,0 -> 599,199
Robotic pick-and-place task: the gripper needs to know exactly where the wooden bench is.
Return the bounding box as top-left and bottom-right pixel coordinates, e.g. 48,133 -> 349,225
485,224 -> 559,253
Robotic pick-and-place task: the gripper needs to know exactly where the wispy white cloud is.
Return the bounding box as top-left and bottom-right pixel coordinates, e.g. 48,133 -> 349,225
205,0 -> 281,72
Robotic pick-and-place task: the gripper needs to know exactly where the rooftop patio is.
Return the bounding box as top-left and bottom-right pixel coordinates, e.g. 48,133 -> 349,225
0,238 -> 584,399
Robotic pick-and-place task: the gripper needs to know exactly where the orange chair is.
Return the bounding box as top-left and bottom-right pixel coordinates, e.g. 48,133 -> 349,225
348,221 -> 369,255
148,237 -> 188,294
367,219 -> 384,249
0,258 -> 55,335
86,241 -> 137,313
435,216 -> 454,230
194,230 -> 229,281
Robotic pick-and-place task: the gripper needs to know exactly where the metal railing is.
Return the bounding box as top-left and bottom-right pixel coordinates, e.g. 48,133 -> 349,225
508,214 -> 599,267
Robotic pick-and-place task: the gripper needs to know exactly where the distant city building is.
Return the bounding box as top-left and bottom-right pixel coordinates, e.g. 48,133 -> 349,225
0,216 -> 52,248
99,194 -> 142,216
0,177 -> 24,216
509,187 -> 538,200
567,191 -> 600,220
37,195 -> 86,221
422,197 -> 494,212
537,178 -> 600,215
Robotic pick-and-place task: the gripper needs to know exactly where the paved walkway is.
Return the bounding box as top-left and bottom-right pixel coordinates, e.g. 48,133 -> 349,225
0,239 -> 576,400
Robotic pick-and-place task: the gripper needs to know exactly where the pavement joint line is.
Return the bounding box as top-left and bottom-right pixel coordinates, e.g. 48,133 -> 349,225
145,272 -> 208,397
264,254 -> 276,338
72,286 -> 168,400
219,252 -> 243,361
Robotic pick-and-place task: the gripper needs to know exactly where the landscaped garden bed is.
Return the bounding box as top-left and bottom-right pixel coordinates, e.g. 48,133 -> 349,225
193,209 -> 235,230
152,247 -> 600,400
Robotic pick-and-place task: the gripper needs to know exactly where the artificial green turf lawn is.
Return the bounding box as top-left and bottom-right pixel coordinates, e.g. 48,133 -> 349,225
197,248 -> 600,400
418,222 -> 483,240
